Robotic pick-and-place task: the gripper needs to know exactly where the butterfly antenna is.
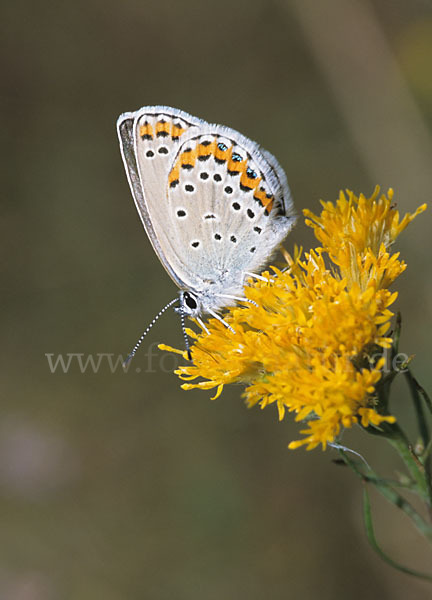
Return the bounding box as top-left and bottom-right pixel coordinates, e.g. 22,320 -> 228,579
179,309 -> 192,361
123,297 -> 179,367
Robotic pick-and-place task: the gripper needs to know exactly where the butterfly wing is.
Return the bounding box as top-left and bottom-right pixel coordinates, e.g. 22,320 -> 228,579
163,125 -> 296,298
118,107 -> 296,300
117,106 -> 205,287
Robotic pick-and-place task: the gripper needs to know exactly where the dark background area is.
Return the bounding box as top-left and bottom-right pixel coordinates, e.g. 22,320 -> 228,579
2,1 -> 432,598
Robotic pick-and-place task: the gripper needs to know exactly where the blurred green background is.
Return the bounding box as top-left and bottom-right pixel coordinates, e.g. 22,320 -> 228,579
2,0 -> 432,598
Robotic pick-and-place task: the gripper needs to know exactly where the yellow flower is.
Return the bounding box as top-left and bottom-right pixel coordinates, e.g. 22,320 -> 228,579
303,187 -> 426,290
160,188 -> 426,450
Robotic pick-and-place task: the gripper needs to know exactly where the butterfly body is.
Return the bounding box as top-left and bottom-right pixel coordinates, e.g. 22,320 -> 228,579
117,106 -> 296,319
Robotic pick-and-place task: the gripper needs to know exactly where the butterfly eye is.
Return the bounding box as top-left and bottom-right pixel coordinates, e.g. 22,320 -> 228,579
183,292 -> 198,309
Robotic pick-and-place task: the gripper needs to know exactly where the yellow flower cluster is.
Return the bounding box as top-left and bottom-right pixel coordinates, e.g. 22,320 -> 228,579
160,188 -> 426,450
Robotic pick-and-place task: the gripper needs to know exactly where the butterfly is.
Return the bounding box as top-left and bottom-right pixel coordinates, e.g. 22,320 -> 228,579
117,106 -> 296,360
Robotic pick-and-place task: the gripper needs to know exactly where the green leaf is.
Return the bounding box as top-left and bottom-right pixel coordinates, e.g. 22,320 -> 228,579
339,448 -> 432,542
362,487 -> 432,582
408,367 -> 432,416
405,368 -> 430,449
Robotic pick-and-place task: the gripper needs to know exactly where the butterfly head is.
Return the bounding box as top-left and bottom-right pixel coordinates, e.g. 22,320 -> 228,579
176,290 -> 202,318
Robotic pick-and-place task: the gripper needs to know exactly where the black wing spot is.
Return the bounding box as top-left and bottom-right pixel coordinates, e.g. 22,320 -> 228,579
185,184 -> 195,192
198,154 -> 210,161
200,172 -> 209,180
214,233 -> 222,240
240,183 -> 253,192
213,174 -> 222,182
254,226 -> 262,234
250,247 -> 256,253
157,131 -> 169,137
224,186 -> 233,194
232,202 -> 241,210
247,209 -> 255,219
204,214 -> 216,220
177,210 -> 187,218
170,179 -> 179,188
201,140 -> 212,146
182,163 -> 194,170
230,235 -> 237,243
146,150 -> 154,158
191,241 -> 200,248
158,146 -> 169,154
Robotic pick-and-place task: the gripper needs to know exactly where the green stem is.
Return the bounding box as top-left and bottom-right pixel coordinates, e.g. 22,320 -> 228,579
391,312 -> 402,359
403,368 -> 432,517
390,423 -> 432,514
362,418 -> 432,506
386,424 -> 432,507
375,477 -> 416,491
363,487 -> 432,582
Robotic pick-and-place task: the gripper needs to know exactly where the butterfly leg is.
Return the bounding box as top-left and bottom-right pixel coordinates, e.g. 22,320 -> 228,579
196,316 -> 210,335
207,309 -> 236,334
244,271 -> 275,284
215,293 -> 258,308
